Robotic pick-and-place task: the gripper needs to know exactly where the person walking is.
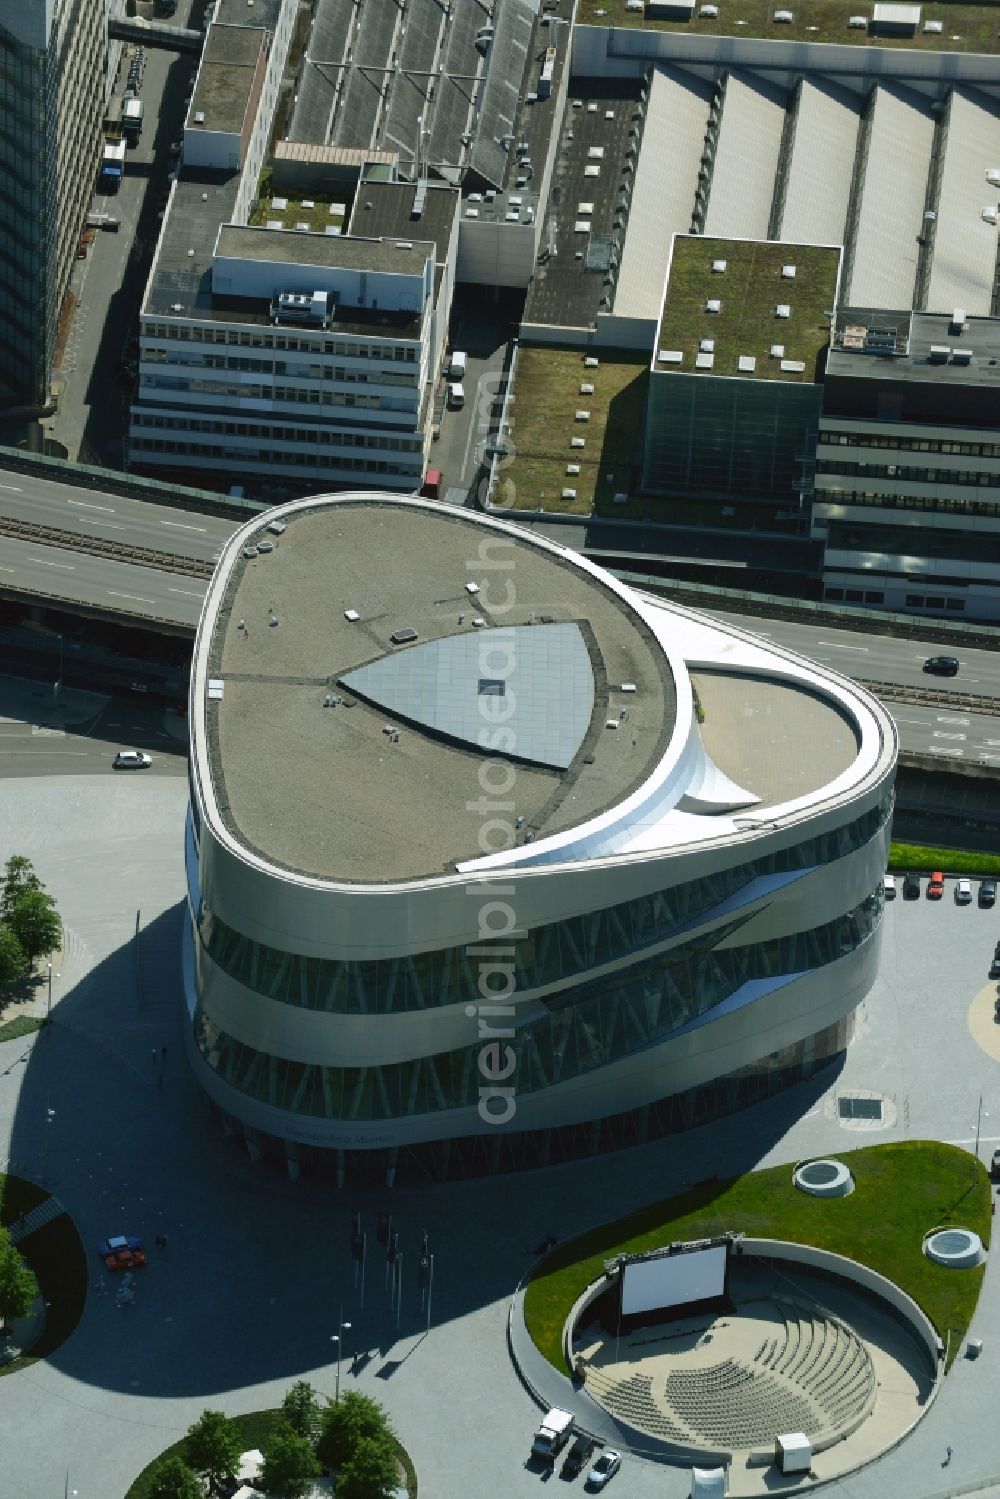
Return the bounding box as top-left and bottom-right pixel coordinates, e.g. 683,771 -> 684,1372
944,1445 -> 953,1466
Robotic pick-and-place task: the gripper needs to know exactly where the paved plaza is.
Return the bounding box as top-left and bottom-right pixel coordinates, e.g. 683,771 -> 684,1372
0,770 -> 998,1498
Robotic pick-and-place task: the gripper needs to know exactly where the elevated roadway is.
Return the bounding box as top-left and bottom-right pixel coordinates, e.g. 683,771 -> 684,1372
1,471 -> 999,765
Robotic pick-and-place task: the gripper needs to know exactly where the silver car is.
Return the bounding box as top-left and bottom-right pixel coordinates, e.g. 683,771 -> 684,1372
586,1449 -> 621,1489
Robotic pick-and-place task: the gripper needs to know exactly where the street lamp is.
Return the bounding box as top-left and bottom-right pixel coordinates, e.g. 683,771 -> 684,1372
46,961 -> 52,1023
331,1309 -> 352,1404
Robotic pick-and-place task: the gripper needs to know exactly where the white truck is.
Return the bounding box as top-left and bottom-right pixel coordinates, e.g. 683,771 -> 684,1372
531,1407 -> 574,1461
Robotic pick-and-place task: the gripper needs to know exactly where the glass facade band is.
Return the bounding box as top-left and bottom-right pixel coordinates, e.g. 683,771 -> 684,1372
210,1014 -> 853,1183
195,790 -> 893,1016
193,891 -> 883,1122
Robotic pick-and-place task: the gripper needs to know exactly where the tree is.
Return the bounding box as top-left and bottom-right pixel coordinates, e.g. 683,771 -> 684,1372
148,1456 -> 203,1499
335,1434 -> 401,1499
282,1379 -> 322,1443
0,1229 -> 39,1329
261,1424 -> 322,1499
184,1409 -> 241,1494
0,926 -> 25,988
0,857 -> 43,923
317,1390 -> 394,1472
7,889 -> 61,968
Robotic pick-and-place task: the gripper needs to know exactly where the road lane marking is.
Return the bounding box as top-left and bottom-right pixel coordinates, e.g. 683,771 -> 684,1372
106,590 -> 155,603
891,718 -> 926,726
816,641 -> 868,650
67,499 -> 115,512
936,715 -> 970,725
168,587 -> 204,597
90,519 -> 128,531
160,520 -> 207,532
932,731 -> 967,740
0,483 -> 23,492
33,559 -> 75,569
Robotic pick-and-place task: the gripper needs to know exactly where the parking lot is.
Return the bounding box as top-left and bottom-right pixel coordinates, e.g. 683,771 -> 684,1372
0,778 -> 998,1499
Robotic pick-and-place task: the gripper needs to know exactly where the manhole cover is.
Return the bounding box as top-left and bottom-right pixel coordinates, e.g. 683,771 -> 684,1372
839,1096 -> 883,1121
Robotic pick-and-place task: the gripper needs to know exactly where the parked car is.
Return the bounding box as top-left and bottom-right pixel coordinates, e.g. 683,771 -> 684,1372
903,873 -> 921,899
99,1233 -> 143,1257
586,1450 -> 621,1490
113,750 -> 151,769
927,870 -> 945,899
992,1148 -> 1000,1181
955,879 -> 973,905
924,655 -> 960,676
980,879 -> 997,909
882,874 -> 896,900
106,1246 -> 145,1271
563,1433 -> 596,1478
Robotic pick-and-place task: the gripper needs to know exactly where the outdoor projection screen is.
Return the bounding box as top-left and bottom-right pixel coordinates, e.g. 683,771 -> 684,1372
621,1245 -> 728,1317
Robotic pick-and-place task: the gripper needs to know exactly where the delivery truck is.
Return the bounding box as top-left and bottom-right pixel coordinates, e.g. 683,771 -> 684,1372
531,1407 -> 574,1461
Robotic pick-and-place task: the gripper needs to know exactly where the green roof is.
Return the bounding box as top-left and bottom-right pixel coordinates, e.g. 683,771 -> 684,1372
656,236 -> 840,384
578,0 -> 1000,51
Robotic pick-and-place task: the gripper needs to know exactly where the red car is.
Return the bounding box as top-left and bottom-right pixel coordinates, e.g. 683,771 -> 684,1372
105,1246 -> 146,1271
927,871 -> 945,900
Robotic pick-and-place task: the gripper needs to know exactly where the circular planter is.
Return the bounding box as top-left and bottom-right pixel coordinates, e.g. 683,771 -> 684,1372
793,1158 -> 855,1198
923,1228 -> 985,1269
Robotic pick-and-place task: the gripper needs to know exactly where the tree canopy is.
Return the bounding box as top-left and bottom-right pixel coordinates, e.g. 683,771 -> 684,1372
335,1434 -> 401,1499
7,889 -> 61,967
184,1409 -> 241,1493
0,1228 -> 39,1326
281,1379 -> 322,1443
148,1455 -> 203,1499
260,1423 -> 322,1499
317,1390 -> 395,1472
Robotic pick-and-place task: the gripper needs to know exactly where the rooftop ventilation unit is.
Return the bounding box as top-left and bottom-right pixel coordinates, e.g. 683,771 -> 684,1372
988,168 -> 1000,187
706,298 -> 722,313
950,307 -> 967,332
928,345 -> 951,362
344,608 -> 360,621
773,8 -> 794,18
847,12 -> 868,24
782,264 -> 797,278
700,3 -> 718,13
711,259 -> 727,272
952,347 -> 973,364
983,206 -> 998,224
775,303 -> 791,318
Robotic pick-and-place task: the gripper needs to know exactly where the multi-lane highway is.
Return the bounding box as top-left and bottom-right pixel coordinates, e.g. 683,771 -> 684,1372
1,470 -> 999,766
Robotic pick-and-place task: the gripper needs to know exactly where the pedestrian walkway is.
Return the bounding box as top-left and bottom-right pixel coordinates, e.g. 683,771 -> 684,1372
9,1193 -> 65,1244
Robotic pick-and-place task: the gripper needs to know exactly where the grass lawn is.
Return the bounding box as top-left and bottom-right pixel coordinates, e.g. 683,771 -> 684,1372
889,843 -> 1000,876
0,1015 -> 44,1042
0,1176 -> 88,1374
503,347 -> 647,516
524,1142 -> 989,1373
576,0 -> 1000,51
126,1411 -> 418,1499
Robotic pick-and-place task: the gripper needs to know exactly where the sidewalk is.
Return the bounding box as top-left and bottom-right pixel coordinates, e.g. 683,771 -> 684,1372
0,672 -> 107,729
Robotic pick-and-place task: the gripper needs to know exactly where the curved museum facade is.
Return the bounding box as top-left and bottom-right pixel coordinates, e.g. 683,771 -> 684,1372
184,494 -> 897,1179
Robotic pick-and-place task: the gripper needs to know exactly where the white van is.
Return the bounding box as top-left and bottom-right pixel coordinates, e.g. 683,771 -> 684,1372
447,381 -> 465,409
449,350 -> 467,378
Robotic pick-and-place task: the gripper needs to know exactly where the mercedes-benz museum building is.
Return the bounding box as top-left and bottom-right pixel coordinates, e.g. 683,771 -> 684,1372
184,494 -> 897,1181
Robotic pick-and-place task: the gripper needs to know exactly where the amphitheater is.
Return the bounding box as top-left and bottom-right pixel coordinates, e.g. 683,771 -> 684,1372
572,1258 -> 937,1486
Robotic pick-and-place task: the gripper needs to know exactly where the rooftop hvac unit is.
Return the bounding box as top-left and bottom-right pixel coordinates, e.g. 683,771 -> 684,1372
952,348 -> 973,364
775,303 -> 791,318
983,206 -> 998,224
988,168 -> 1000,187
847,13 -> 868,24
700,4 -> 719,15
773,8 -> 794,19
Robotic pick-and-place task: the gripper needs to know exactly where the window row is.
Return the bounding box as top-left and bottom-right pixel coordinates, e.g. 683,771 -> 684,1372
822,430 -> 1000,458
196,790 -> 894,1015
132,413 -> 422,451
144,350 -> 413,386
815,488 -> 1000,518
141,322 -> 418,360
131,439 -> 419,473
818,461 -> 1000,489
194,894 -> 883,1120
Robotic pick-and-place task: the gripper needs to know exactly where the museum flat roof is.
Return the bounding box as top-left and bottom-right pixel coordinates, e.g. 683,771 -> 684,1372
198,499 -> 677,884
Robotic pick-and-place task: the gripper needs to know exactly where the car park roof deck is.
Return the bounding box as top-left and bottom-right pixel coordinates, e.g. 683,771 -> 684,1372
656,237 -> 841,383
198,498 -> 676,885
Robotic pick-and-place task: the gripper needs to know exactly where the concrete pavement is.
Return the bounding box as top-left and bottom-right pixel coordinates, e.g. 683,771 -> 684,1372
0,772 -> 999,1498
